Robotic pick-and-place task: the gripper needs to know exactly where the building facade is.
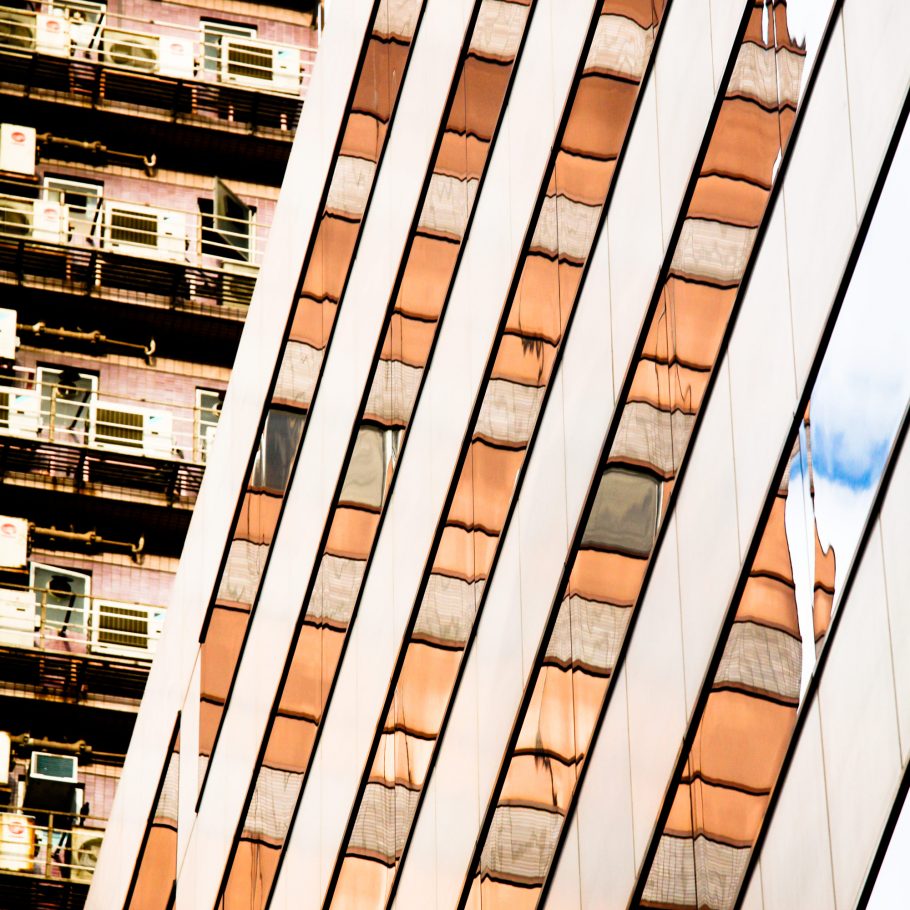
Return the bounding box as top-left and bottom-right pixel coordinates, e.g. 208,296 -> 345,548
0,0 -> 319,905
89,0 -> 910,908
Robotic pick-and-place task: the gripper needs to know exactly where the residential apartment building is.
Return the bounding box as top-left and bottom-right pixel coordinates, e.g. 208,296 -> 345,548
88,0 -> 910,908
0,0 -> 318,905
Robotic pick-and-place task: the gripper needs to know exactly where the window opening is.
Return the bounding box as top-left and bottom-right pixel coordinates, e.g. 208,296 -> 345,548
200,19 -> 256,74
43,176 -> 103,246
35,364 -> 98,445
29,562 -> 91,646
196,388 -> 223,462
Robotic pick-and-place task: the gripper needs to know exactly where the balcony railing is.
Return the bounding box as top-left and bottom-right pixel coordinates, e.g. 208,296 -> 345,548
0,582 -> 164,665
0,581 -> 163,701
0,3 -> 318,133
0,185 -> 267,310
0,369 -> 220,463
0,806 -> 107,886
0,369 -> 221,504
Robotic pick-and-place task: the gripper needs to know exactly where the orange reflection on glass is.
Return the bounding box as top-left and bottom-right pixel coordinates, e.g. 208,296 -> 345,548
331,2 -> 669,906
469,2 -> 815,904
198,0 -> 421,806
640,410 -> 829,910
125,725 -> 179,910
218,2 -> 532,909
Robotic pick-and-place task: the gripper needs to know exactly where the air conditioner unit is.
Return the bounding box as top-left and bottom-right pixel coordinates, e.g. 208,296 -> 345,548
0,198 -> 68,244
0,124 -> 36,176
102,27 -> 158,72
70,827 -> 104,883
36,13 -> 70,57
89,600 -> 164,659
102,28 -> 194,79
158,35 -> 194,79
102,201 -> 190,263
0,588 -> 35,648
0,813 -> 35,874
0,386 -> 41,438
0,732 -> 9,788
220,37 -> 300,94
0,10 -> 36,54
0,308 -> 17,361
25,752 -> 78,818
29,752 -> 78,786
90,403 -> 173,458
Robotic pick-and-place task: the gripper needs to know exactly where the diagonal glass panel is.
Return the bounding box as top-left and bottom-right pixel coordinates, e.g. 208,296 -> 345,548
123,722 -> 179,910
214,2 -> 536,908
638,98 -> 910,910
327,1 -> 671,905
198,0 -> 426,806
463,1 -> 836,905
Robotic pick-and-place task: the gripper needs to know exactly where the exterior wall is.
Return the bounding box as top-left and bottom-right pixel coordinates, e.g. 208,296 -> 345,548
27,548 -> 179,608
13,349 -> 228,405
87,0 -> 910,908
103,0 -> 316,50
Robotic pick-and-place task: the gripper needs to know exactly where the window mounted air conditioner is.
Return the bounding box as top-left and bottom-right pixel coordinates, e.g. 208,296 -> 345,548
0,198 -> 67,244
0,10 -> 36,55
0,386 -> 41,438
0,814 -> 35,873
0,588 -> 35,648
0,124 -> 36,177
70,827 -> 104,884
102,201 -> 191,263
25,752 -> 78,817
220,37 -> 300,94
102,27 -> 158,73
90,402 -> 173,458
36,13 -> 70,56
29,752 -> 78,786
89,600 -> 164,659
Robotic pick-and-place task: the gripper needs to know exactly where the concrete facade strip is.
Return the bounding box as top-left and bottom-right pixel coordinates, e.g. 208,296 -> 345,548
266,0 -> 596,905
85,3 -> 376,905
167,0 -> 479,905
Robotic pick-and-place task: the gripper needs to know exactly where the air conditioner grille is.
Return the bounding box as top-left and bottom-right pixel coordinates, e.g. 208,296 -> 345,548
108,40 -> 157,71
110,209 -> 157,247
33,753 -> 76,779
226,42 -> 272,81
0,205 -> 31,238
96,408 -> 143,447
97,604 -> 149,649
0,13 -> 36,52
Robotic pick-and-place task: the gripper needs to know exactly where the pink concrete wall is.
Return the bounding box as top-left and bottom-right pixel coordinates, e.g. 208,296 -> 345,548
104,0 -> 318,54
14,349 -> 227,410
27,549 -> 176,611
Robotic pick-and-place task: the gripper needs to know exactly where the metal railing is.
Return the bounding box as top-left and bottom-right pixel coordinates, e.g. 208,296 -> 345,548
0,3 -> 318,99
0,806 -> 107,884
0,369 -> 221,466
0,187 -> 270,270
0,581 -> 165,663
